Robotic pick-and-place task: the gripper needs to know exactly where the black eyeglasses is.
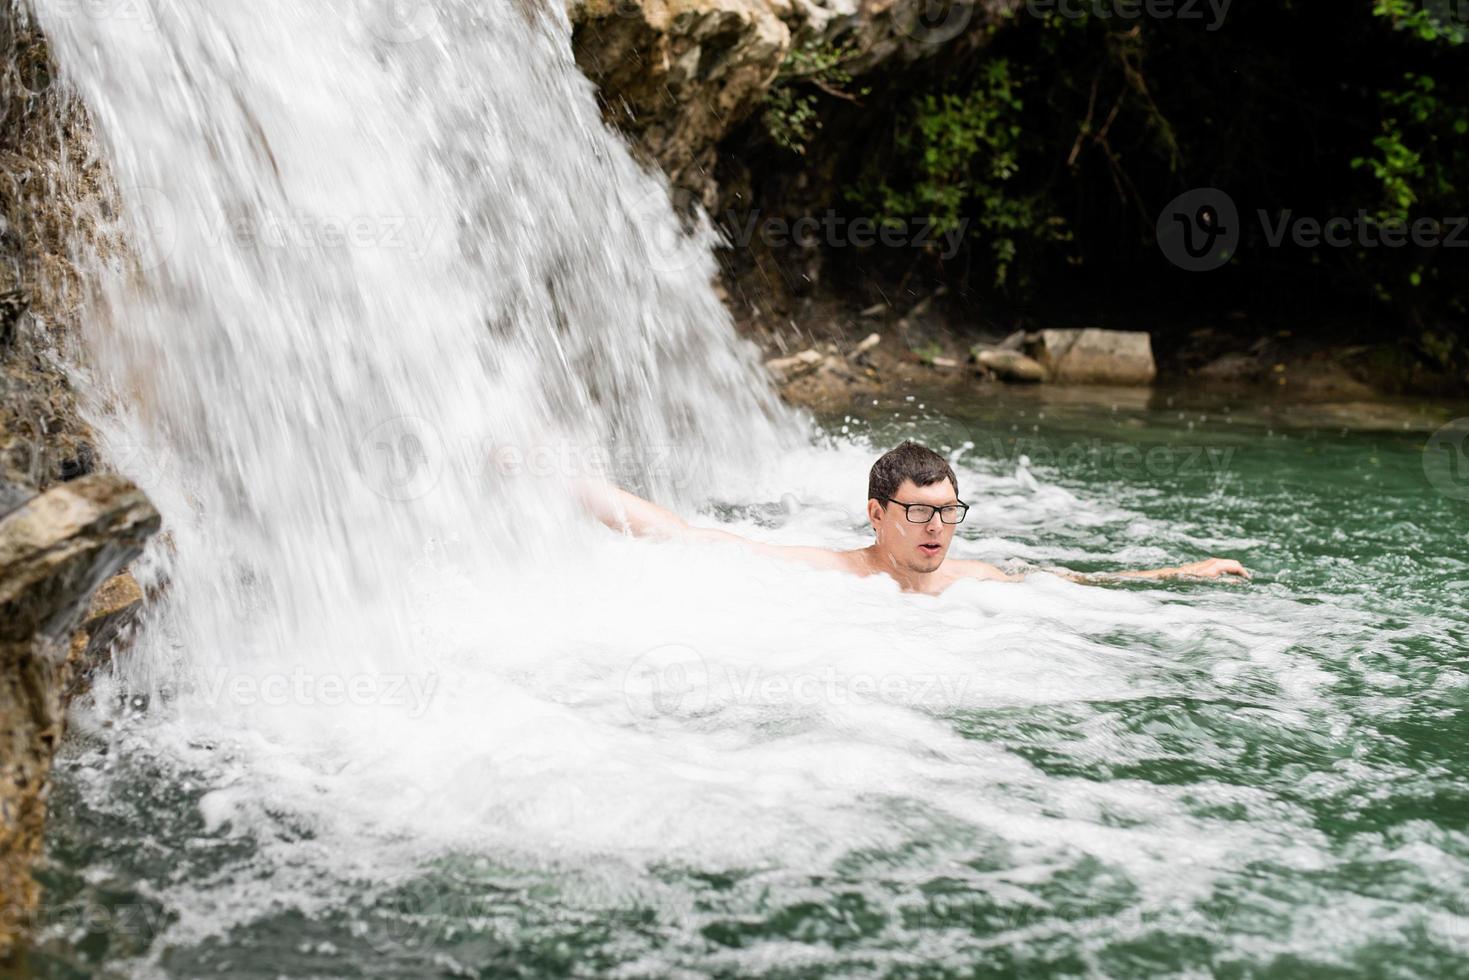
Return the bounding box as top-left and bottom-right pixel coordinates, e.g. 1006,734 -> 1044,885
878,497 -> 969,524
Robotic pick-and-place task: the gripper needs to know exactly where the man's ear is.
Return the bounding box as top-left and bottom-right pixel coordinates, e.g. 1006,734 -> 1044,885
867,497 -> 883,528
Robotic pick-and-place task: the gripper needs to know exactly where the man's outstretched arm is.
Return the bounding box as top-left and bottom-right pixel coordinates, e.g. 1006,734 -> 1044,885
972,557 -> 1251,584
1103,558 -> 1251,581
575,479 -> 849,570
576,479 -> 691,539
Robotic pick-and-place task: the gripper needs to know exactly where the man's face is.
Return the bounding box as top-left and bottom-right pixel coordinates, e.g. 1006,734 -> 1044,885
867,478 -> 960,574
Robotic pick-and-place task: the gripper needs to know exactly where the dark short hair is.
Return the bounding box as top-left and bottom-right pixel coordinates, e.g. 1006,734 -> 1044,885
868,441 -> 958,502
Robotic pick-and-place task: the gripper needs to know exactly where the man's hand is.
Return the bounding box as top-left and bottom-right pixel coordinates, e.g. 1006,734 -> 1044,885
1114,557 -> 1251,581
1171,557 -> 1252,580
1057,556 -> 1252,584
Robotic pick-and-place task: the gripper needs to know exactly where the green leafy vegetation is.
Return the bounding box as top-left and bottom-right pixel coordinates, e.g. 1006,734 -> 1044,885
741,2 -> 1469,382
762,37 -> 868,156
1350,4 -> 1468,333
848,59 -> 1068,289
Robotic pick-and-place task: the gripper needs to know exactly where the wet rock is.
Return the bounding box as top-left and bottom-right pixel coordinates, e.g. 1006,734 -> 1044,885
2,15 -> 106,491
1197,352 -> 1260,381
570,0 -> 1007,207
972,347 -> 1046,383
996,330 -> 1025,351
64,570 -> 146,702
775,352 -> 878,409
0,475 -> 160,958
0,289 -> 27,352
0,478 -> 32,520
765,347 -> 823,382
848,332 -> 881,361
568,0 -> 791,209
1026,328 -> 1156,386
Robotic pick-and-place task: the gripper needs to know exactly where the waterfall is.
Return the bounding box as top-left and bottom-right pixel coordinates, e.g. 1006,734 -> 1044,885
35,0 -> 798,685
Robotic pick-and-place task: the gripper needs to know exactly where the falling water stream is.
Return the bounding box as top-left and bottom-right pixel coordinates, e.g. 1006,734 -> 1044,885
19,1 -> 1469,977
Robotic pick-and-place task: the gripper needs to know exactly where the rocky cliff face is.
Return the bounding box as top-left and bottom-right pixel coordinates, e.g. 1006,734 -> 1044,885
0,475 -> 159,958
569,0 -> 792,209
0,8 -> 106,490
568,0 -> 1014,342
568,0 -> 1010,210
0,4 -> 160,959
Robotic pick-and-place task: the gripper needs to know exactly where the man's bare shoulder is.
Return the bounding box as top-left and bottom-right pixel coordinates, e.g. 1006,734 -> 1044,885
765,543 -> 860,572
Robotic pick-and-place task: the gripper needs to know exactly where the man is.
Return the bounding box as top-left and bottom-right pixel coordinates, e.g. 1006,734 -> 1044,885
579,441 -> 1250,596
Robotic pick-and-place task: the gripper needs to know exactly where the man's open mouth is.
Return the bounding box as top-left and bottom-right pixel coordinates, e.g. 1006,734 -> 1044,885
919,543 -> 942,555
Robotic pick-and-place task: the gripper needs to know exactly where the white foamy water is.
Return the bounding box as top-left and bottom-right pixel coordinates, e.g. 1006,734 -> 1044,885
38,0 -> 795,684
30,1 -> 1467,975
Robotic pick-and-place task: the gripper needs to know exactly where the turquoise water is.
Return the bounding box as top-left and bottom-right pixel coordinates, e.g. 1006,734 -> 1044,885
21,387 -> 1469,979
